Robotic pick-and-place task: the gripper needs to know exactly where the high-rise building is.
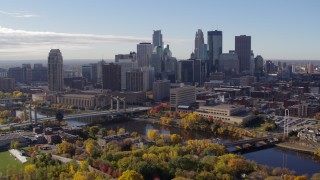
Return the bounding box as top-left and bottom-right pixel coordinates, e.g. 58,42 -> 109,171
194,29 -> 207,60
141,66 -> 155,91
116,59 -> 138,90
170,85 -> 196,111
126,70 -> 144,91
82,65 -> 92,83
153,80 -> 170,101
208,30 -> 222,72
0,78 -> 15,92
48,49 -> 64,91
102,63 -> 121,91
219,51 -> 239,73
0,68 -> 7,78
178,60 -> 194,85
22,64 -> 32,84
151,46 -> 163,77
96,60 -> 106,85
235,35 -> 251,73
152,30 -> 163,48
254,55 -> 264,76
115,52 -> 136,63
137,43 -> 153,67
307,63 -> 314,74
32,64 -> 48,82
7,67 -> 23,83
265,60 -> 276,74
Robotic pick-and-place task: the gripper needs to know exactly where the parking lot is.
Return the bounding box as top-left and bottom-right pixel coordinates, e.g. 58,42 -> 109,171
272,116 -> 318,131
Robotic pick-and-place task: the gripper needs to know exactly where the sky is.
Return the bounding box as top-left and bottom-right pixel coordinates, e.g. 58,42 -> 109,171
0,0 -> 319,61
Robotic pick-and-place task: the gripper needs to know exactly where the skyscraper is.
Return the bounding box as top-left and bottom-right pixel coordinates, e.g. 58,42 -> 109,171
208,30 -> 222,72
102,63 -> 121,91
152,30 -> 163,48
126,70 -> 144,91
151,46 -> 163,77
48,49 -> 64,91
137,43 -> 153,67
194,29 -> 207,60
235,35 -> 251,73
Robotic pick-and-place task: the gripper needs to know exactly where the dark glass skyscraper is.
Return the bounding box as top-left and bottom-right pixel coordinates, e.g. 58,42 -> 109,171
207,30 -> 222,72
152,30 -> 163,48
235,35 -> 251,73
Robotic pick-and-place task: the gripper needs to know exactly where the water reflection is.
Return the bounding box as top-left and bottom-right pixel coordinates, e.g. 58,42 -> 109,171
69,117 -> 320,176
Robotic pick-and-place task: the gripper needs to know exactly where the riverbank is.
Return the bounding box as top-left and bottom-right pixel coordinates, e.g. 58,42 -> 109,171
275,142 -> 316,154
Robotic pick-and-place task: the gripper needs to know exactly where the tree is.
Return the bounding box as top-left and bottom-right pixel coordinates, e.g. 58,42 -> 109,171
56,111 -> 64,121
119,170 -> 143,180
84,139 -> 99,157
24,164 -> 36,179
10,140 -> 20,149
89,126 -> 99,138
118,128 -> 126,135
57,141 -> 75,156
147,129 -> 159,141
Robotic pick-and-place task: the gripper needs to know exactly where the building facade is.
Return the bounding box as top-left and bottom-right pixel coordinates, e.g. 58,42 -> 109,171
0,78 -> 15,92
48,49 -> 64,91
170,85 -> 196,111
208,30 -> 222,72
153,80 -> 170,101
219,51 -> 239,73
235,35 -> 251,73
137,43 -> 153,67
102,63 -> 121,91
126,70 -> 144,91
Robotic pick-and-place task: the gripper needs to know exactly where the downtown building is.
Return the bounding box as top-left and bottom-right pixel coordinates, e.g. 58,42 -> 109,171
32,64 -> 48,82
170,85 -> 196,111
153,80 -> 170,101
194,29 -> 208,60
0,78 -> 15,92
115,59 -> 138,90
48,49 -> 64,91
208,30 -> 222,72
137,42 -> 153,67
219,51 -> 239,73
102,63 -> 121,91
235,35 -> 251,73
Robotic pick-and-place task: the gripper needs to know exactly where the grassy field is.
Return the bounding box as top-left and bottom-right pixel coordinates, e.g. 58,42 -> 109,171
0,150 -> 27,174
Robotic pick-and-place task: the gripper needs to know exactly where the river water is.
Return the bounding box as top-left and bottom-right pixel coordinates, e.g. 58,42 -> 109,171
83,119 -> 320,176
20,111 -> 320,176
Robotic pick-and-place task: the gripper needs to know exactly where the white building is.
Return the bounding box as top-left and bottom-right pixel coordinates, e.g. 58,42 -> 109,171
116,59 -> 138,90
170,85 -> 196,111
195,104 -> 254,124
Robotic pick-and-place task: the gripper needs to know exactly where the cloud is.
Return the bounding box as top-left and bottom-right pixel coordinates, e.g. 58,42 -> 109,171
0,10 -> 38,18
0,26 -> 191,60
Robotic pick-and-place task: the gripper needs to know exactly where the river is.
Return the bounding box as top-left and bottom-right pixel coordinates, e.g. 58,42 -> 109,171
18,111 -> 320,176
72,118 -> 320,176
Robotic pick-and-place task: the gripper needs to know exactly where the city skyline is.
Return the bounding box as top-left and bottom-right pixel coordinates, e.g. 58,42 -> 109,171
0,0 -> 319,61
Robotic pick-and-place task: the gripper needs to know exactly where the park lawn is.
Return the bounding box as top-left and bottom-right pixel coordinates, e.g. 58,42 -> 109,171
0,150 -> 28,173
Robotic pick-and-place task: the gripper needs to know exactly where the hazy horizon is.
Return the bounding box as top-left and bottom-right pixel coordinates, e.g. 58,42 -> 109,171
0,0 -> 319,61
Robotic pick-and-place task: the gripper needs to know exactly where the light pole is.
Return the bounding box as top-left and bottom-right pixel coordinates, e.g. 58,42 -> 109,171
284,109 -> 289,138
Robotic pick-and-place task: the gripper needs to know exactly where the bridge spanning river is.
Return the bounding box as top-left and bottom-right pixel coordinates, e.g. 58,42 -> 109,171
0,107 -> 151,129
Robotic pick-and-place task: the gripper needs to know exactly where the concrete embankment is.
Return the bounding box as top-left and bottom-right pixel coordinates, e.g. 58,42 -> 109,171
275,142 -> 316,154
